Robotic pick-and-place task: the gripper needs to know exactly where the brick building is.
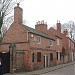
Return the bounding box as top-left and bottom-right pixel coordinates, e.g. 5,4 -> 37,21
0,3 -> 75,74
47,21 -> 75,64
47,21 -> 63,64
0,4 -> 56,73
62,29 -> 75,63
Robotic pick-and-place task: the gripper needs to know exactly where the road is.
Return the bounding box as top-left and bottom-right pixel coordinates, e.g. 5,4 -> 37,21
42,64 -> 75,75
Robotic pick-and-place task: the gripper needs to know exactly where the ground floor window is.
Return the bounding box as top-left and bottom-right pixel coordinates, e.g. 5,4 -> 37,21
50,53 -> 53,61
32,52 -> 34,62
57,52 -> 61,60
37,52 -> 41,62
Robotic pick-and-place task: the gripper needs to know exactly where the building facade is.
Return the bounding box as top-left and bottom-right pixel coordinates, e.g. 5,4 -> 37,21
0,4 -> 56,73
0,3 -> 75,74
47,21 -> 63,64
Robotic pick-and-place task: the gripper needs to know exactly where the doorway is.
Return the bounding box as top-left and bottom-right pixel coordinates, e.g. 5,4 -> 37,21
0,52 -> 10,74
43,55 -> 48,68
44,56 -> 45,67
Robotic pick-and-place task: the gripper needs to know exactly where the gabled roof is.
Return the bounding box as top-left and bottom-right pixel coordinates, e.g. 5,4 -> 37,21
48,27 -> 62,39
23,25 -> 55,41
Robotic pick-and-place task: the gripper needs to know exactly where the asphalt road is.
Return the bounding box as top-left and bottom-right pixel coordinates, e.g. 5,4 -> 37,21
42,64 -> 75,75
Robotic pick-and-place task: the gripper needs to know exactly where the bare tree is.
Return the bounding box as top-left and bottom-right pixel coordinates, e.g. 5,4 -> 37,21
0,0 -> 23,36
62,21 -> 75,40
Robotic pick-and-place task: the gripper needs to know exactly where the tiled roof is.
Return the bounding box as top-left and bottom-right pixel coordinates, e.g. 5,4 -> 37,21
23,25 -> 55,41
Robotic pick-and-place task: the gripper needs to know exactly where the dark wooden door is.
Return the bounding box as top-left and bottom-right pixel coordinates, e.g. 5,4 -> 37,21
43,56 -> 45,67
1,52 -> 10,74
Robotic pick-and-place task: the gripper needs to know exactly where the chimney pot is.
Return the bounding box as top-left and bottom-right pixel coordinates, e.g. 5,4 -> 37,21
38,21 -> 41,24
42,20 -> 44,24
17,3 -> 19,7
45,22 -> 47,24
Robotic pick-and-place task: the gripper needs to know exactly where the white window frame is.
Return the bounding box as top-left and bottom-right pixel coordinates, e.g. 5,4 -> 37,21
58,52 -> 60,60
36,36 -> 41,44
50,40 -> 53,46
57,52 -> 61,60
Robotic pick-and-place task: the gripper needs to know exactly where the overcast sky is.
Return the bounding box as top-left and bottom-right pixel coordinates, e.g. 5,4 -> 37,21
20,0 -> 75,28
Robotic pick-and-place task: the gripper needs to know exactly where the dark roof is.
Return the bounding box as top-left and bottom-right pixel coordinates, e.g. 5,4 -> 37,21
23,25 -> 55,41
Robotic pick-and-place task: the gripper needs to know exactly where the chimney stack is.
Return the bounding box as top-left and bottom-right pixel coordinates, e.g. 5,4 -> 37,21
63,29 -> 68,36
35,20 -> 47,33
57,20 -> 61,33
14,3 -> 23,24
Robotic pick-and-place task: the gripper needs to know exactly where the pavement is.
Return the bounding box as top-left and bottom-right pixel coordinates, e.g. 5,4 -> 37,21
4,61 -> 75,75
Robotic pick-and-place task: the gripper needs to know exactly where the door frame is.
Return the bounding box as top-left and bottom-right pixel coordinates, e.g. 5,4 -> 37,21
43,55 -> 49,68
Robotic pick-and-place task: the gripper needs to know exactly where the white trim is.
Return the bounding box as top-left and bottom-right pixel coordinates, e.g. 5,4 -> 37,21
57,51 -> 61,60
58,52 -> 60,60
44,55 -> 46,68
36,36 -> 41,44
50,40 -> 53,46
2,52 -> 7,53
31,34 -> 34,38
0,62 -> 1,65
71,52 -> 74,61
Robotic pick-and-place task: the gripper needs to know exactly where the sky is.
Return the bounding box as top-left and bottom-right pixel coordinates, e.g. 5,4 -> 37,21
20,0 -> 75,28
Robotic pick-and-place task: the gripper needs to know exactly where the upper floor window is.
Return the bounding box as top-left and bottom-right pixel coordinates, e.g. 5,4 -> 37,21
57,38 -> 60,45
50,40 -> 53,46
36,36 -> 41,44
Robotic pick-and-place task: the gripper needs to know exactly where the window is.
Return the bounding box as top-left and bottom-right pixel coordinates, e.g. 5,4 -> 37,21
32,52 -> 34,62
37,52 -> 41,62
36,36 -> 41,44
50,53 -> 53,61
60,52 -> 62,60
50,40 -> 53,46
57,52 -> 61,60
57,38 -> 60,45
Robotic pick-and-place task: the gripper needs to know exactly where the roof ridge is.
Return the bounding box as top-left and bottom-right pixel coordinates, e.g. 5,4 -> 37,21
22,24 -> 55,40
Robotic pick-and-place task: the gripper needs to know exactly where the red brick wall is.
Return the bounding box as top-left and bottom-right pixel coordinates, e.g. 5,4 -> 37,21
29,33 -> 51,49
31,50 -> 56,70
27,32 -> 56,70
35,20 -> 47,33
2,23 -> 28,43
47,27 -> 62,52
47,25 -> 62,64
